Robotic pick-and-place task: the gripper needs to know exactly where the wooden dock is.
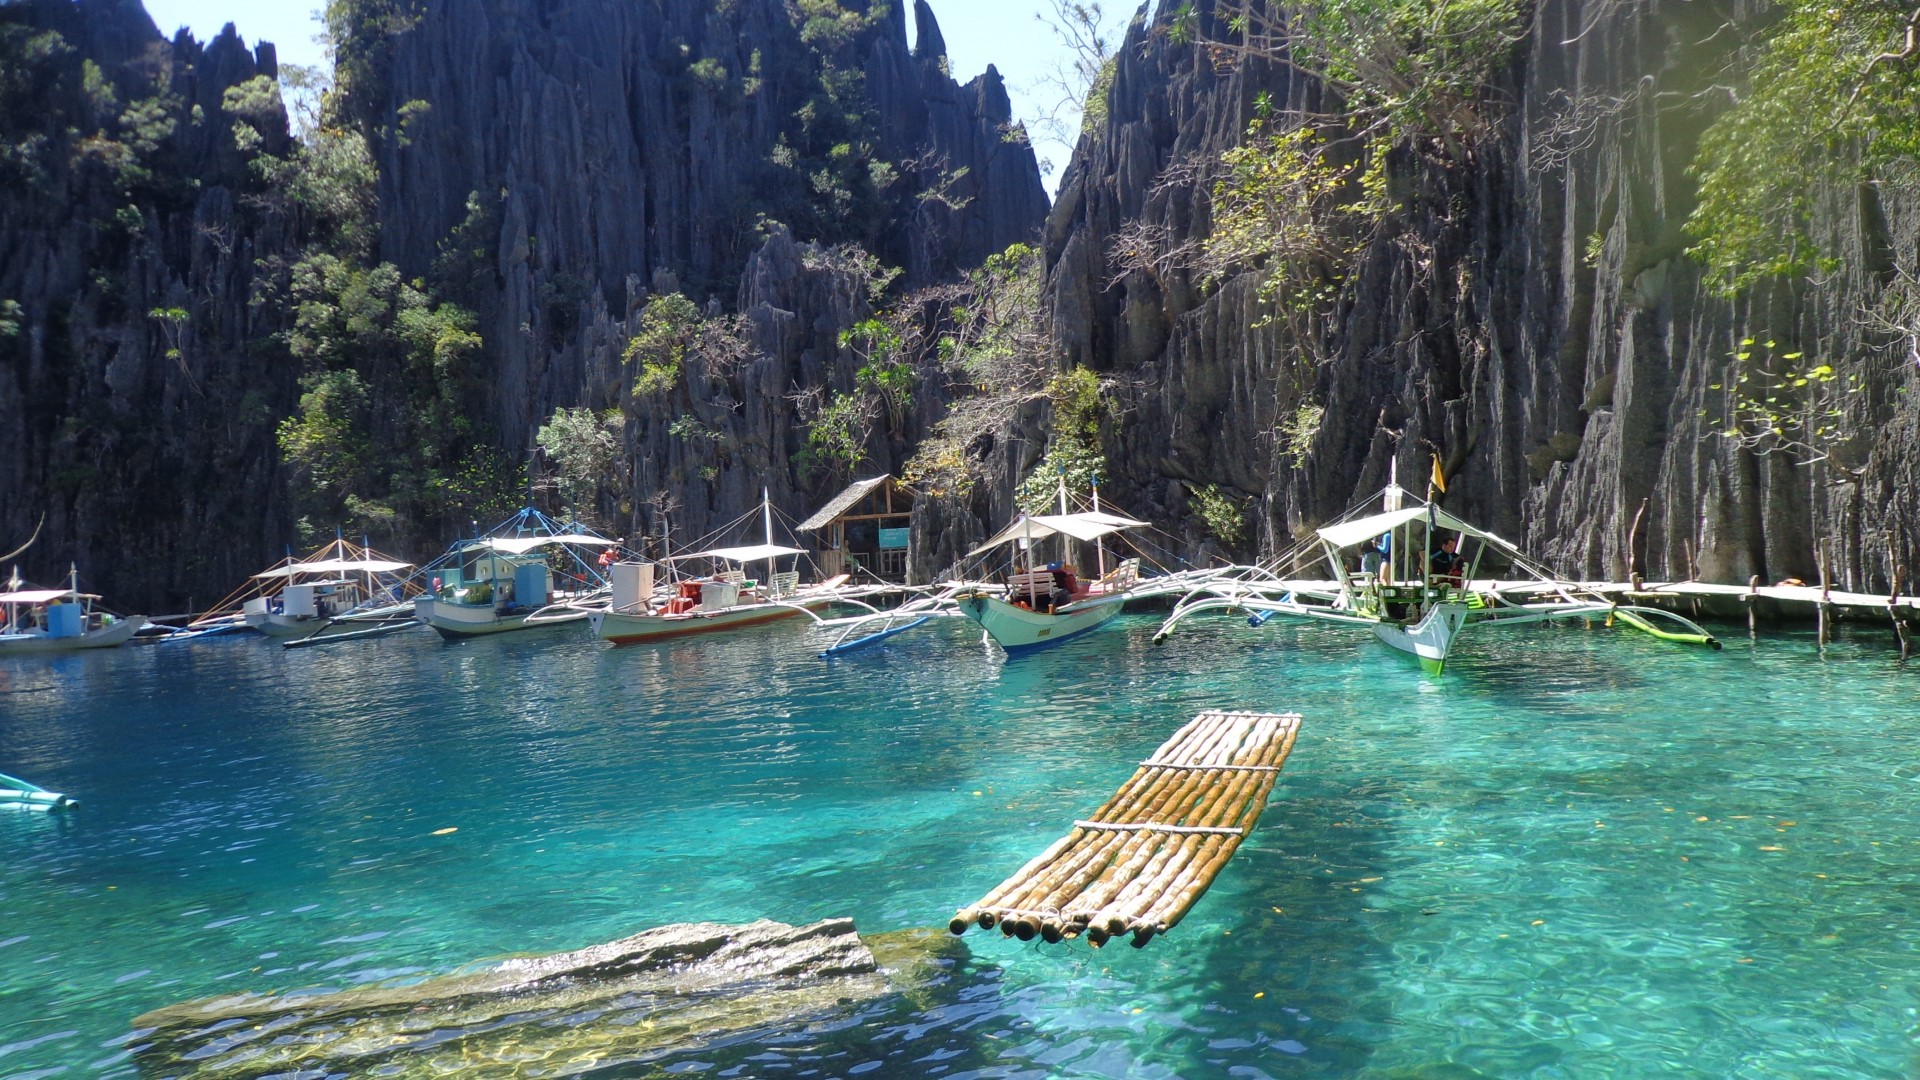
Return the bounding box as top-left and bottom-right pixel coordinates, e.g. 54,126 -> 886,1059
950,710 -> 1301,949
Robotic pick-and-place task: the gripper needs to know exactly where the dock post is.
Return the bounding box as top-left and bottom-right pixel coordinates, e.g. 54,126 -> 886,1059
1816,543 -> 1830,652
1747,575 -> 1759,641
1889,538 -> 1910,662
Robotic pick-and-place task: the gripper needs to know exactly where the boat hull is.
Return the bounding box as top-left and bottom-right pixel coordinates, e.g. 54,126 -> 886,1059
1371,602 -> 1470,674
590,599 -> 827,644
0,616 -> 144,655
416,597 -> 590,639
956,593 -> 1125,654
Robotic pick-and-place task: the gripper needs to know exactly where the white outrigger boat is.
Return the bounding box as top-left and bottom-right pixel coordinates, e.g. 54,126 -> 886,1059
588,492 -> 877,645
1,771 -> 77,811
955,509 -> 1151,654
413,510 -> 619,639
0,566 -> 143,655
1151,485 -> 1719,674
242,542 -> 417,644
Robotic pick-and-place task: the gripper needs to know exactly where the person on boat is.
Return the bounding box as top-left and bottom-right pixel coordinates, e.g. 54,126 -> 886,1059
1359,536 -> 1386,578
1429,535 -> 1463,586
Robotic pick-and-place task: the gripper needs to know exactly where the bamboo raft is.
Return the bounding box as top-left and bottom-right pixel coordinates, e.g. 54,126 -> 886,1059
950,710 -> 1301,949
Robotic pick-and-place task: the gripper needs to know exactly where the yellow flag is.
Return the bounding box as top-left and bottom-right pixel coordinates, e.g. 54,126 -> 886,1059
1430,453 -> 1447,494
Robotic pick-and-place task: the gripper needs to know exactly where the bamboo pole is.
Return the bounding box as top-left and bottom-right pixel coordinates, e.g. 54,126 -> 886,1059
1125,718 -> 1290,934
1079,716 -> 1279,929
965,716 -> 1243,935
1077,715 -> 1288,941
951,712 -> 1300,947
1140,721 -> 1300,935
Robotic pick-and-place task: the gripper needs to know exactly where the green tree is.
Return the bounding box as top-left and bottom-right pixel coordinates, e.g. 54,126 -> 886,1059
537,406 -> 623,514
1687,0 -> 1920,292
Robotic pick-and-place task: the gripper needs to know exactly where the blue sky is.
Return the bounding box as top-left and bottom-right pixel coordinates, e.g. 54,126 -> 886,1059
140,0 -> 1135,193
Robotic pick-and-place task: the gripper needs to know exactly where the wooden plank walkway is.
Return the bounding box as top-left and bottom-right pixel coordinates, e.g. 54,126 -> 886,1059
949,710 -> 1301,949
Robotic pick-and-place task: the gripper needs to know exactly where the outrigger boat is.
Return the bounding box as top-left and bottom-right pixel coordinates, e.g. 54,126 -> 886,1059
1,771 -> 77,811
413,509 -> 618,639
955,510 -> 1150,654
243,542 -> 417,643
0,566 -> 143,655
588,492 -> 870,645
165,538 -> 418,644
1151,485 -> 1719,674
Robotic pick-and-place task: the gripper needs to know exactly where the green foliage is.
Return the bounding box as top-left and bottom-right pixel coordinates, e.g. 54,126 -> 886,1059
1701,337 -> 1868,464
1190,483 -> 1248,546
688,57 -> 729,88
1083,56 -> 1118,131
1246,0 -> 1523,144
621,292 -> 752,398
1203,121 -> 1386,321
322,0 -> 423,132
1278,401 -> 1324,468
903,243 -> 1051,497
251,124 -> 378,255
624,293 -> 702,396
796,0 -> 885,50
221,75 -> 282,128
0,299 -> 24,340
1016,367 -> 1108,513
537,406 -> 622,512
1686,0 -> 1920,292
276,252 -> 501,534
803,390 -> 871,479
278,368 -> 373,494
841,317 -> 914,433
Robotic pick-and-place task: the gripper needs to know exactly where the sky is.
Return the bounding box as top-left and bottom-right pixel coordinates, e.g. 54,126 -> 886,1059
138,0 -> 1139,195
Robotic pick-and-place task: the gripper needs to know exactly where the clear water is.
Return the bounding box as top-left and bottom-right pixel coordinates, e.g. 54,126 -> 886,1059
3,614 -> 1919,1078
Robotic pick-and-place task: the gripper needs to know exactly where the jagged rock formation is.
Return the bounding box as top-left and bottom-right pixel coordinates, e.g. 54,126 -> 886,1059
1042,0 -> 1920,590
131,917 -> 967,1077
0,0 -> 1047,608
359,0 -> 1047,543
0,0 -> 299,609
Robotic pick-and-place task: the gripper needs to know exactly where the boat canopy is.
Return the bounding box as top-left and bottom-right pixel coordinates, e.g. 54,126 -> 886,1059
0,589 -> 76,603
253,558 -> 413,579
669,543 -> 807,563
1315,505 -> 1520,554
463,535 -> 620,555
966,511 -> 1150,558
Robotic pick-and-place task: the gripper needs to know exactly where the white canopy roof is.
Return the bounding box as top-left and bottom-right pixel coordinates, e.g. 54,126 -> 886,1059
966,511 -> 1149,558
462,535 -> 620,555
668,543 -> 807,563
253,558 -> 412,580
1315,505 -> 1518,554
0,589 -> 74,604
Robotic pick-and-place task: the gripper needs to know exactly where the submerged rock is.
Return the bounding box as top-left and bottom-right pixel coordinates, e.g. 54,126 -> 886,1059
131,918 -> 966,1078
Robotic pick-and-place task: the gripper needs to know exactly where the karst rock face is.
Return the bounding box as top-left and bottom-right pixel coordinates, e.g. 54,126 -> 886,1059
355,0 -> 1048,543
5,0 -> 1916,608
0,0 -> 1047,608
1043,0 -> 1919,590
0,0 -> 299,608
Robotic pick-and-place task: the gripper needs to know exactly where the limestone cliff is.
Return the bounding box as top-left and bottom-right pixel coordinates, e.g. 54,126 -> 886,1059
1038,0 -> 1920,591
0,0 -> 299,608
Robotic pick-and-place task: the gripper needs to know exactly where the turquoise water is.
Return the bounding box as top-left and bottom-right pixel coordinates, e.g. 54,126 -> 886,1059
2,614 -> 1919,1078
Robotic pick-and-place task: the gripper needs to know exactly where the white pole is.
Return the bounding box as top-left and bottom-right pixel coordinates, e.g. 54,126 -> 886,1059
1092,476 -> 1107,579
763,488 -> 775,595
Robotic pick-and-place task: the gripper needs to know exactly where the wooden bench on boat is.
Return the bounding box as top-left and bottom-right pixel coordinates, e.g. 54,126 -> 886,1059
950,710 -> 1302,948
1006,570 -> 1056,606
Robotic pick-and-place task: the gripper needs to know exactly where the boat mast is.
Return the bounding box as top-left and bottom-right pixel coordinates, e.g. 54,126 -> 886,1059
1056,468 -> 1069,570
763,487 -> 775,593
1091,474 -> 1107,580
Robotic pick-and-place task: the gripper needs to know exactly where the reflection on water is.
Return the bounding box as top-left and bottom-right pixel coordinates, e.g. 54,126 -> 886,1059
2,616 -> 1919,1076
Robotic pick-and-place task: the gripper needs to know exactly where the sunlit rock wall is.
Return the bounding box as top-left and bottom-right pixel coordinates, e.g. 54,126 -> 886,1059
1042,0 -> 1920,590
